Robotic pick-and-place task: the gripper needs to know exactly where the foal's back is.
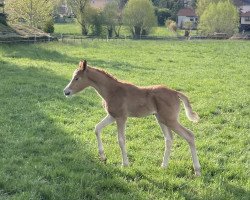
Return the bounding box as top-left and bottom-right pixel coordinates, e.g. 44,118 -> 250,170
118,82 -> 180,118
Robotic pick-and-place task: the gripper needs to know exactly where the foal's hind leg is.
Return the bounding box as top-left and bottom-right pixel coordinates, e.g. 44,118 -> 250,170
155,115 -> 173,168
170,122 -> 201,176
95,114 -> 115,162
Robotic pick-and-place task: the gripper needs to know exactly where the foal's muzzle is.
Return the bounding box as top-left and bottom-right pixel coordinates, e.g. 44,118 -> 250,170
63,88 -> 72,96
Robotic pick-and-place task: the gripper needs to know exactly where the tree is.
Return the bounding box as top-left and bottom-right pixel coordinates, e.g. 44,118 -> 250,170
43,19 -> 54,33
198,1 -> 239,36
67,0 -> 89,35
102,0 -> 122,37
5,0 -> 53,28
189,0 -> 198,8
123,0 -> 156,38
88,7 -> 103,36
155,7 -> 171,26
153,0 -> 185,20
196,0 -> 229,16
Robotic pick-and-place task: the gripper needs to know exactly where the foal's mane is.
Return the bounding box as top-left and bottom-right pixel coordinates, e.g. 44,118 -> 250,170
92,67 -> 118,82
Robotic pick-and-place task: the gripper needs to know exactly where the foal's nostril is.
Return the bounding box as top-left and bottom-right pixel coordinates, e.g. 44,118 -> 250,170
64,91 -> 71,96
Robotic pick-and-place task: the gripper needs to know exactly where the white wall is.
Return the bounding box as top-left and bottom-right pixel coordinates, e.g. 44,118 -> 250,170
177,16 -> 197,28
241,17 -> 250,24
178,16 -> 185,27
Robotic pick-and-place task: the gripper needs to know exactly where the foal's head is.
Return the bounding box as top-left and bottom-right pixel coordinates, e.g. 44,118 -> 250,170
64,60 -> 90,96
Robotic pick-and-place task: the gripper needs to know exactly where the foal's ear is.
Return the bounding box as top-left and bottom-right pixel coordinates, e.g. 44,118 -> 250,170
79,60 -> 87,71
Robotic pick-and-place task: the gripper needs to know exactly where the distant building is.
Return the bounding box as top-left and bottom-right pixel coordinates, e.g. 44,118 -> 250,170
177,0 -> 250,31
57,0 -> 110,16
55,0 -> 113,23
234,0 -> 250,12
240,11 -> 250,30
56,0 -> 73,17
90,0 -> 111,9
233,0 -> 250,30
177,8 -> 198,29
0,0 -> 7,25
0,0 -> 4,12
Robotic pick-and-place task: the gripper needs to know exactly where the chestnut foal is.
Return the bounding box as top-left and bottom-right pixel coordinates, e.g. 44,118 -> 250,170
64,60 -> 201,176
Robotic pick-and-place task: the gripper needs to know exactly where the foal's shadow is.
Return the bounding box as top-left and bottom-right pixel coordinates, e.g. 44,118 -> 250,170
1,43 -> 78,64
0,60 -> 143,199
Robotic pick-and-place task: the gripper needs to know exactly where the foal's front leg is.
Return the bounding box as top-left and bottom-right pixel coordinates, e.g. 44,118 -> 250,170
95,114 -> 115,162
116,118 -> 129,166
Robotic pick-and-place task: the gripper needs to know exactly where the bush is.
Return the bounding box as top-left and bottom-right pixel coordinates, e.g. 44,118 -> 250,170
88,8 -> 103,36
43,20 -> 54,33
102,0 -> 122,38
165,19 -> 177,32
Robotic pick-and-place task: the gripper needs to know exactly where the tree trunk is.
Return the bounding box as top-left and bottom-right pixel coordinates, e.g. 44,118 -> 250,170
134,26 -> 141,39
81,24 -> 88,35
114,25 -> 121,37
108,26 -> 113,38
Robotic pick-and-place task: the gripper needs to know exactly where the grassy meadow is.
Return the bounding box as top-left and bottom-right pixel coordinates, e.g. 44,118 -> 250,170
54,22 -> 186,37
0,39 -> 249,200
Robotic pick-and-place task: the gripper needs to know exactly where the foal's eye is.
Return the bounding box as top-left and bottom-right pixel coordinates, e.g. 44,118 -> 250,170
75,77 -> 79,81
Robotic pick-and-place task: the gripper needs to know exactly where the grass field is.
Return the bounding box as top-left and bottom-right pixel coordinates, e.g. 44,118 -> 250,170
54,22 -> 83,35
0,40 -> 249,200
54,22 -> 185,37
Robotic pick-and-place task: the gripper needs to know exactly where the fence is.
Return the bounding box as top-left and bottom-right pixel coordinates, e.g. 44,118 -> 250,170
56,34 -> 249,44
57,34 -> 193,44
1,33 -> 249,44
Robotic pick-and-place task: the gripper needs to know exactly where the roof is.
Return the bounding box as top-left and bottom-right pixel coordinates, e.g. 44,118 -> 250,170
243,0 -> 250,4
234,0 -> 250,6
241,11 -> 250,16
177,8 -> 197,17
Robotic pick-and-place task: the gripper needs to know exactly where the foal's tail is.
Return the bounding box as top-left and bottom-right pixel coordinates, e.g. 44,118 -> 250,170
177,92 -> 200,123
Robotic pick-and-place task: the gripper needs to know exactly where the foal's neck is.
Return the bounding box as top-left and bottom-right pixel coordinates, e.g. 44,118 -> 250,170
87,67 -> 118,100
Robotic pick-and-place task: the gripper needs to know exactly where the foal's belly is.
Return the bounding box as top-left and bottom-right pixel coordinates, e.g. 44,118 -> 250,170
127,102 -> 156,117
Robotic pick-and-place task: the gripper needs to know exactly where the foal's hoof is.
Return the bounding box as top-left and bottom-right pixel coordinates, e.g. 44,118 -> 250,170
100,157 -> 107,164
122,162 -> 129,167
195,170 -> 201,176
161,163 -> 168,168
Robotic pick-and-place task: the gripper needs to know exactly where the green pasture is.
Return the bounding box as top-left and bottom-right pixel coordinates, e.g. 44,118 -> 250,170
54,22 -> 185,37
0,40 -> 249,200
54,22 -> 82,35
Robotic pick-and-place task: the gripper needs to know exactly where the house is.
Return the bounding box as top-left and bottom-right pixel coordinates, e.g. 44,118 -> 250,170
0,0 -> 4,12
177,8 -> 198,29
55,0 -> 112,23
57,0 -> 110,16
241,11 -> 250,30
234,0 -> 250,30
177,1 -> 250,31
234,0 -> 250,12
90,0 -> 111,9
0,0 -> 7,25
